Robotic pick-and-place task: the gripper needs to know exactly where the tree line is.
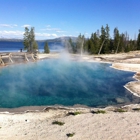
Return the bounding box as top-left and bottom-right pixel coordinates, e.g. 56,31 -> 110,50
67,24 -> 140,54
23,27 -> 49,53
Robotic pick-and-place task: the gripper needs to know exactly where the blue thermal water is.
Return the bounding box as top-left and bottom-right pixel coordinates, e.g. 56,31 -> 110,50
0,59 -> 137,108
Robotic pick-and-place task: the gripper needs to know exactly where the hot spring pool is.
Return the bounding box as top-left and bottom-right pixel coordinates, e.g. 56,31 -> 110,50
0,59 -> 139,108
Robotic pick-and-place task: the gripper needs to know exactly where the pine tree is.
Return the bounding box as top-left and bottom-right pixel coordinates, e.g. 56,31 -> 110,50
67,38 -> 76,53
29,27 -> 35,52
98,25 -> 106,54
90,32 -> 100,54
104,24 -> 110,53
32,41 -> 38,50
23,27 -> 30,51
119,33 -> 125,52
113,27 -> 120,53
76,34 -> 85,54
137,29 -> 140,50
23,27 -> 36,52
44,42 -> 50,53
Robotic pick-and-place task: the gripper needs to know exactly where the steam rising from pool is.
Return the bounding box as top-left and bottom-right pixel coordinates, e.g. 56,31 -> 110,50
0,57 -> 138,108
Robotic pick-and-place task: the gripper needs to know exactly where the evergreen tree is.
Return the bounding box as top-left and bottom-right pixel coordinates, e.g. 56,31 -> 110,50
76,34 -> 85,54
32,41 -> 38,50
84,39 -> 90,53
113,27 -> 120,53
104,24 -> 110,53
23,27 -> 30,51
137,29 -> 140,50
29,27 -> 35,52
119,33 -> 125,52
68,38 -> 76,53
98,26 -> 105,54
63,24 -> 140,54
23,27 -> 36,52
90,32 -> 100,54
44,42 -> 50,53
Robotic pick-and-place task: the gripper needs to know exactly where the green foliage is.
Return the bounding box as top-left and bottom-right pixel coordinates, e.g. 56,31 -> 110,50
23,27 -> 36,52
24,25 -> 140,54
137,29 -> 140,50
114,108 -> 127,113
67,111 -> 81,116
52,121 -> 65,126
76,34 -> 85,54
91,110 -> 106,114
66,133 -> 75,137
44,42 -> 50,53
113,27 -> 120,53
66,34 -> 85,54
132,108 -> 140,111
68,24 -> 140,54
32,41 -> 38,50
67,38 -> 76,53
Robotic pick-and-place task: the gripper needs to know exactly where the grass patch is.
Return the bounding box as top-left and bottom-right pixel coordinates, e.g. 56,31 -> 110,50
52,121 -> 65,126
132,108 -> 140,111
67,111 -> 81,116
114,108 -> 127,113
66,133 -> 75,137
91,110 -> 106,114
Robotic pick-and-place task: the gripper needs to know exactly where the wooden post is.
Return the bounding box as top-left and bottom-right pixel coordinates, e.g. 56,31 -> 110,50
0,55 -> 5,65
9,53 -> 13,63
25,53 -> 29,61
31,53 -> 35,61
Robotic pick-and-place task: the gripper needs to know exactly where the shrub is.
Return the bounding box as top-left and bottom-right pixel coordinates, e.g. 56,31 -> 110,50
66,133 -> 75,137
52,121 -> 65,126
132,108 -> 140,111
67,111 -> 81,116
114,108 -> 127,113
91,110 -> 106,114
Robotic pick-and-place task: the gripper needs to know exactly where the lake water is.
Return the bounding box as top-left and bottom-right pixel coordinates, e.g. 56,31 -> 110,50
0,41 -> 64,52
0,59 -> 138,108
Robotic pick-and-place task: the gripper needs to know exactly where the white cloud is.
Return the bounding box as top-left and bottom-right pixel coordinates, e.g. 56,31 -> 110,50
21,24 -> 31,28
41,25 -> 65,33
41,27 -> 61,32
0,30 -> 23,36
35,32 -> 58,38
0,30 -> 58,39
0,24 -> 18,28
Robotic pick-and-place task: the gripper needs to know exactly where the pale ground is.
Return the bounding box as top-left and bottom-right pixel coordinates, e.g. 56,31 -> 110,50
0,51 -> 140,140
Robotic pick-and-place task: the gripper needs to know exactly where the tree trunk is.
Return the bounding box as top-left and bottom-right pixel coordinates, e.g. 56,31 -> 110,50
98,39 -> 105,55
115,40 -> 120,54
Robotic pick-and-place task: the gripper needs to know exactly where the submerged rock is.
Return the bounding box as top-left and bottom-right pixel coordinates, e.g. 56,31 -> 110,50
115,98 -> 125,104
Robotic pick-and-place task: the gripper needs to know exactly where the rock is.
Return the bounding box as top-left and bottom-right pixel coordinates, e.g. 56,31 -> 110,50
115,98 -> 125,104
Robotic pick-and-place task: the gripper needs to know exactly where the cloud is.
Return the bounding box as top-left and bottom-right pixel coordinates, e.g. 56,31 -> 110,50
35,32 -> 58,38
0,30 -> 58,39
42,27 -> 61,31
0,24 -> 18,28
41,25 -> 65,33
0,30 -> 23,36
21,24 -> 31,28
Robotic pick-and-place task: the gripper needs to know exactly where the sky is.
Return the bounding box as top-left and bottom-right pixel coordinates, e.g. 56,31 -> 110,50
0,0 -> 140,40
